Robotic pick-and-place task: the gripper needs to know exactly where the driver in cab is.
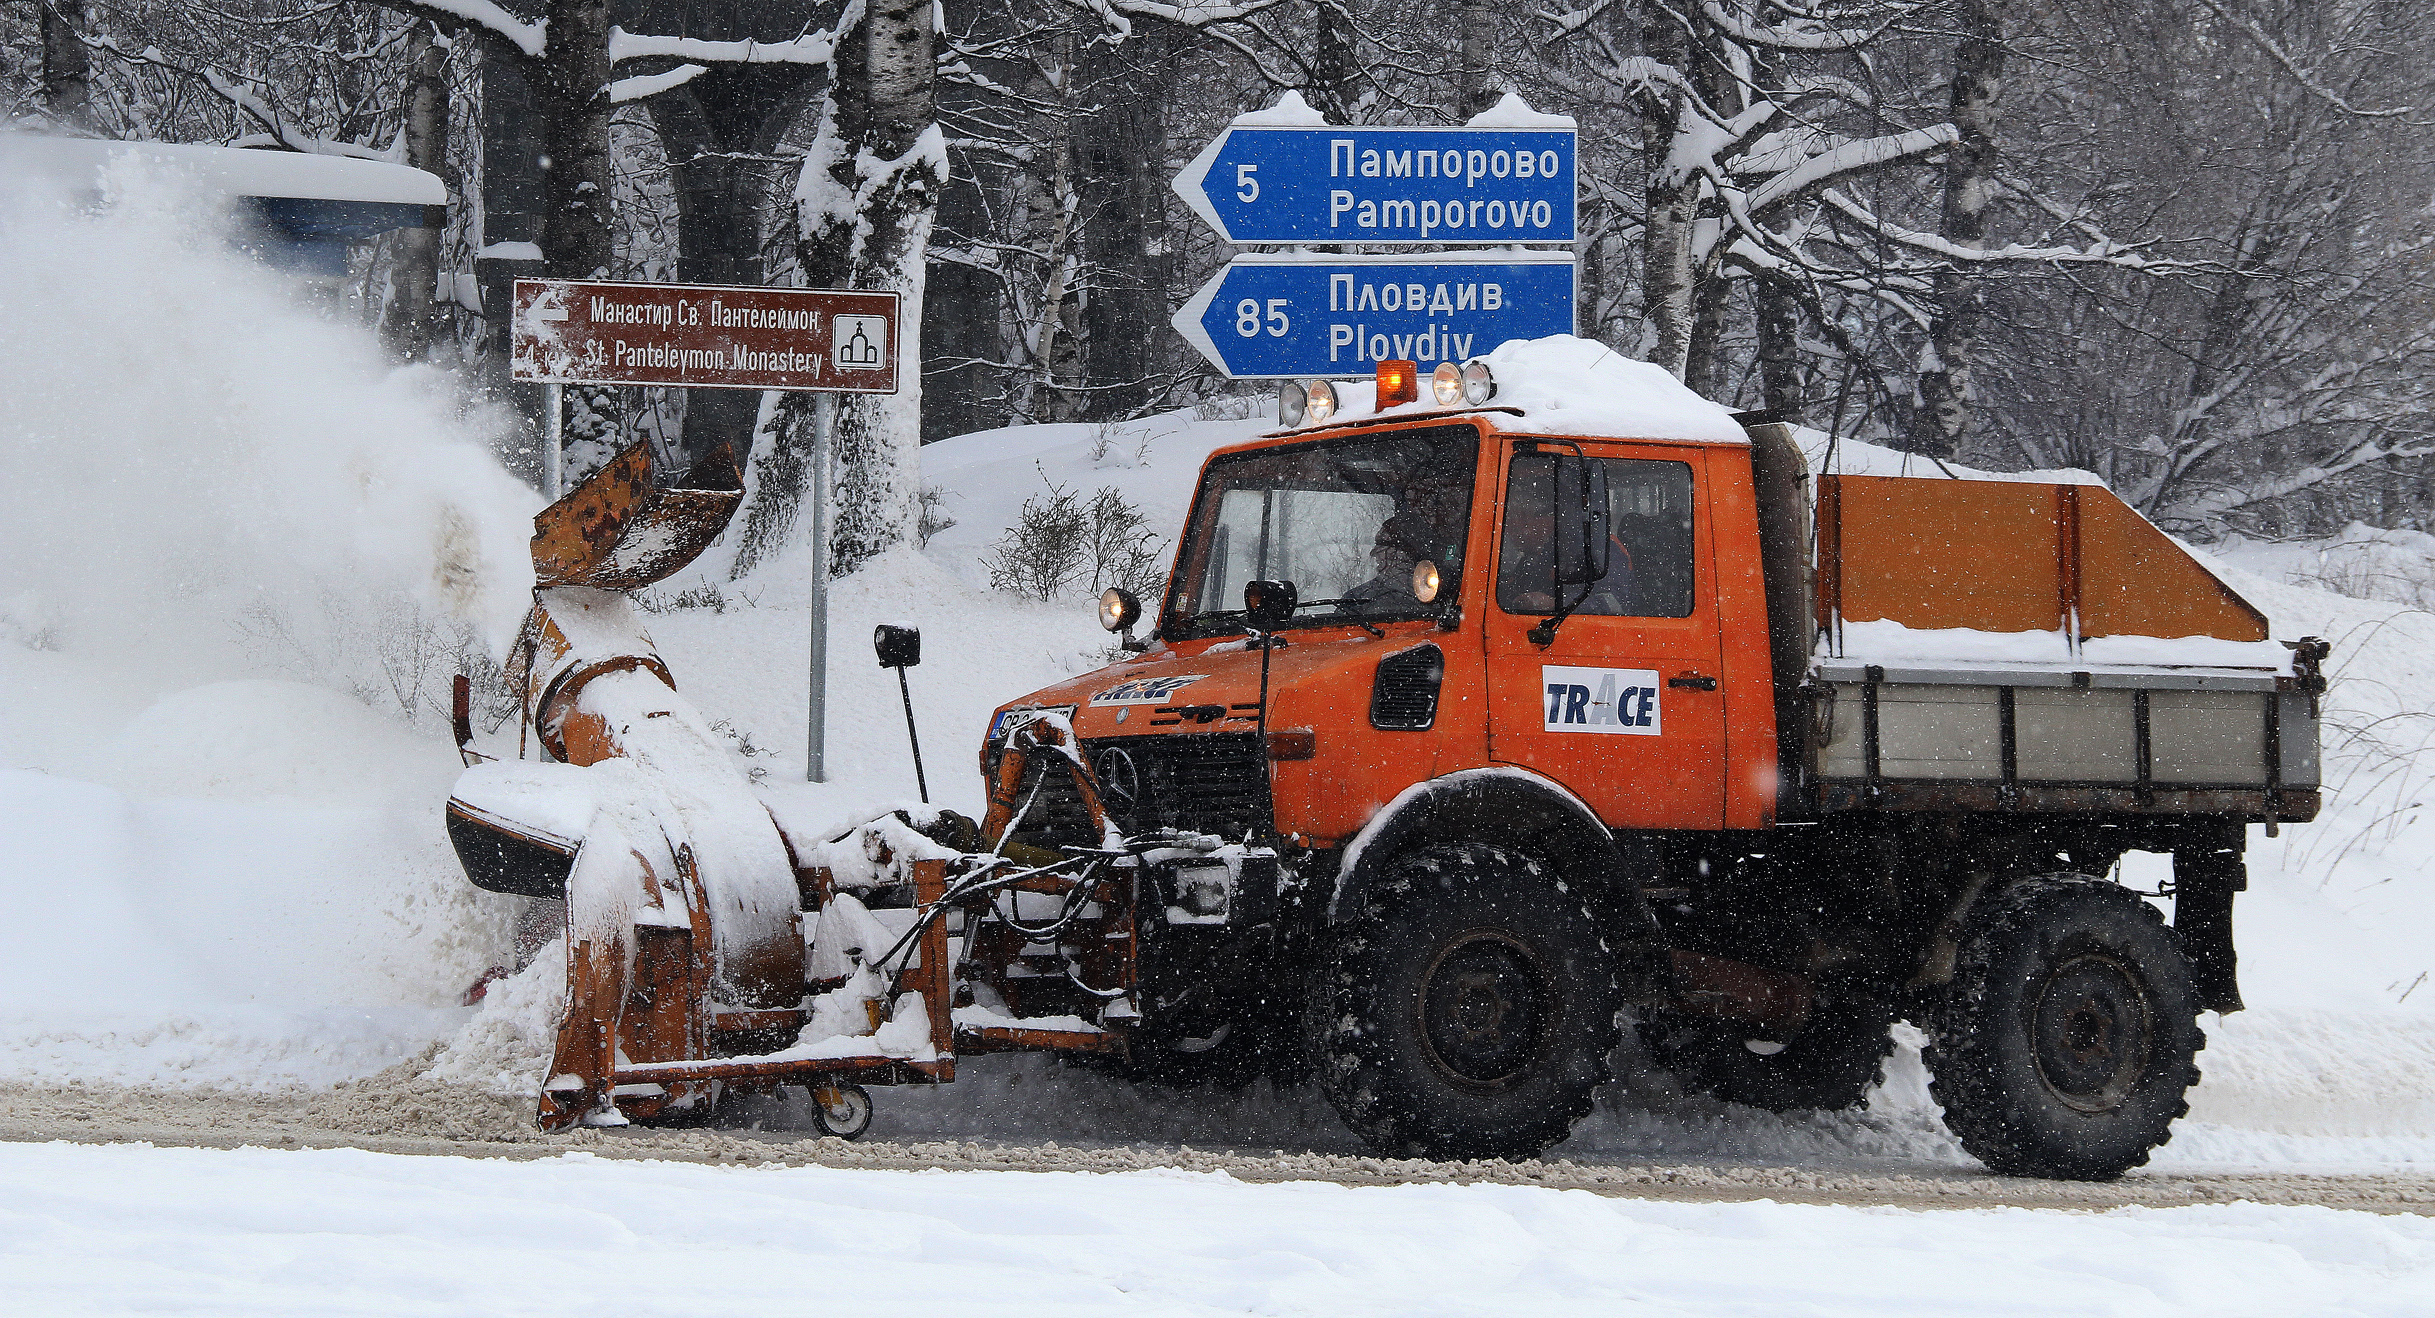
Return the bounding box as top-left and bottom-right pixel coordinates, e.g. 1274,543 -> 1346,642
1344,510 -> 1438,610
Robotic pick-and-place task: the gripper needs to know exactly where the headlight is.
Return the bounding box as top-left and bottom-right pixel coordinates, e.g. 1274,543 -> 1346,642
1305,379 -> 1338,424
1411,559 -> 1441,604
1276,379 -> 1306,426
1098,586 -> 1141,633
1460,359 -> 1497,406
1431,361 -> 1464,407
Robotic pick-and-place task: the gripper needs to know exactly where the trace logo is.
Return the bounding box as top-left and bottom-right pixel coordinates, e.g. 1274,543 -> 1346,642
1541,665 -> 1661,736
1091,674 -> 1208,706
833,315 -> 887,371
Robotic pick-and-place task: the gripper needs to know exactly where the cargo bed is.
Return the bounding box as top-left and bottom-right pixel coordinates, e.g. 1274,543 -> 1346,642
1790,472 -> 2323,823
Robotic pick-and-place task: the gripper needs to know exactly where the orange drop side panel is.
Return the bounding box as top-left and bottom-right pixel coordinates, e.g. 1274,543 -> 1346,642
1817,474 -> 2266,642
1822,475 -> 2065,634
2074,490 -> 2267,641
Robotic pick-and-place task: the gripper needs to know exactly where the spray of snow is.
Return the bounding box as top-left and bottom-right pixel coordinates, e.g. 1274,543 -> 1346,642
0,144 -> 541,1081
0,146 -> 538,702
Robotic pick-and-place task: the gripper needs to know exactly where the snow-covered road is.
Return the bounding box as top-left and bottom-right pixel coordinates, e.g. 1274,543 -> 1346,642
2,1141 -> 2431,1317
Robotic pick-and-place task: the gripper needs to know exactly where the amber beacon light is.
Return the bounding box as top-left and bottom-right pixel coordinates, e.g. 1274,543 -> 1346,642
1375,359 -> 1420,408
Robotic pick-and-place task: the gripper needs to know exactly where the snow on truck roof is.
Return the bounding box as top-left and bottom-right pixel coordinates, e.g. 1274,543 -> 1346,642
1,134 -> 445,205
1271,334 -> 1754,445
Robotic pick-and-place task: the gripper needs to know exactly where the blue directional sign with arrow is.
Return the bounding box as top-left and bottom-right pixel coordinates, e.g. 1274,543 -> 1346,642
1174,124 -> 1576,246
1172,253 -> 1576,379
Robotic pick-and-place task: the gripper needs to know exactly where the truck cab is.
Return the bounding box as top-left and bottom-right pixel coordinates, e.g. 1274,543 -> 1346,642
982,340 -> 2320,1178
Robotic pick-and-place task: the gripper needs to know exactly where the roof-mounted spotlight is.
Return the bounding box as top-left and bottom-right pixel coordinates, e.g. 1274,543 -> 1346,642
1431,360 -> 1464,407
1459,358 -> 1497,407
1305,379 -> 1339,424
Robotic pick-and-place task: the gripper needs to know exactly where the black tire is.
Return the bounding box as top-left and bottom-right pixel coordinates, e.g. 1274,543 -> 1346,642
1926,873 -> 2205,1181
1638,991 -> 1898,1113
1306,842 -> 1622,1161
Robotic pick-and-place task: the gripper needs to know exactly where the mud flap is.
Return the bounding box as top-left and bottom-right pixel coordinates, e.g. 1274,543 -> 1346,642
2173,837 -> 2245,1014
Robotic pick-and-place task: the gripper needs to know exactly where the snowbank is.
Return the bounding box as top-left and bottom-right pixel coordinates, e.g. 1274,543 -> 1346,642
8,1142 -> 2435,1314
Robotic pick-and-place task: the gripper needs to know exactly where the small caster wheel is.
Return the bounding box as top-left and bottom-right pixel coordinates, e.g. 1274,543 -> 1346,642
810,1083 -> 873,1140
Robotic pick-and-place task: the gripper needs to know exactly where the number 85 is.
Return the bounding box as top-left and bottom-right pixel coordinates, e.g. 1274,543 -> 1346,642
1235,299 -> 1289,338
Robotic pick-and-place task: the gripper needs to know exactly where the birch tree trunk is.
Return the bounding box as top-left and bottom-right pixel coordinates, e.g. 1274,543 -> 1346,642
1679,14 -> 1735,394
535,0 -> 614,280
1638,8 -> 1697,378
1310,2 -> 1358,124
1755,282 -> 1803,416
382,22 -> 450,361
1074,24 -> 1172,419
1907,0 -> 2004,458
1456,0 -> 1496,118
735,0 -> 943,578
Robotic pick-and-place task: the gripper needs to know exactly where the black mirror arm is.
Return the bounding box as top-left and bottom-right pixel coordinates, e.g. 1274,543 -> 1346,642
1527,579 -> 1596,647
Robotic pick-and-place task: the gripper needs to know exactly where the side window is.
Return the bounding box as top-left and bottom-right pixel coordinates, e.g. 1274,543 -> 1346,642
1497,455 -> 1696,618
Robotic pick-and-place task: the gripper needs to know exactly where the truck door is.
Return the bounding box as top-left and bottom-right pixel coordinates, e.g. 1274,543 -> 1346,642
1482,442 -> 1728,830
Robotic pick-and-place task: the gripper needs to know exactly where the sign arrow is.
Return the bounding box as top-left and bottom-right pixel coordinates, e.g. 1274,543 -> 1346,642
1174,124 -> 1576,246
1172,253 -> 1576,379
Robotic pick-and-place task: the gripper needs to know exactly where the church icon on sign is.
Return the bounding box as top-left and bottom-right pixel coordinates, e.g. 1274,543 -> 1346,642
833,315 -> 886,371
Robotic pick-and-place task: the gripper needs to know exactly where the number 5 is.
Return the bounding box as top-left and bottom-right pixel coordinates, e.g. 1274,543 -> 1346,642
1236,163 -> 1258,203
1266,299 -> 1289,336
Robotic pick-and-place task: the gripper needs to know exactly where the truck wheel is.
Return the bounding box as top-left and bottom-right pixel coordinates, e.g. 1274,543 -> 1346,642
1306,842 -> 1621,1161
1926,873 -> 2204,1181
1637,991 -> 1898,1113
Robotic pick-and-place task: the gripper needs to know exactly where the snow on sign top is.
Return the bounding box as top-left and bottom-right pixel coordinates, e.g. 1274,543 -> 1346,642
0,134 -> 445,205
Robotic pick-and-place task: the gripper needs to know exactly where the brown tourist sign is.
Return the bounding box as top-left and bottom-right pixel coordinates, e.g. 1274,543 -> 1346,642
510,279 -> 901,394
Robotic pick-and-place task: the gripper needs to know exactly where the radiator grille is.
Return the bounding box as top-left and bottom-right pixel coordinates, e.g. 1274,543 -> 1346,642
1000,731 -> 1271,844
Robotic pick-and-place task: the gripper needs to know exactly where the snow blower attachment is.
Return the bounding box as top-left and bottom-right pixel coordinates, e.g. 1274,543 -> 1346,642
444,444 -> 1233,1131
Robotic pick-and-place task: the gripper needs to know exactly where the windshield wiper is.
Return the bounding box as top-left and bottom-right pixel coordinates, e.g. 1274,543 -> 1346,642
1293,598 -> 1384,637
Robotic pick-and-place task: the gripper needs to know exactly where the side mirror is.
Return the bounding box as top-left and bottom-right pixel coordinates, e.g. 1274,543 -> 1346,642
874,624 -> 921,669
1243,578 -> 1298,630
1551,451 -> 1611,587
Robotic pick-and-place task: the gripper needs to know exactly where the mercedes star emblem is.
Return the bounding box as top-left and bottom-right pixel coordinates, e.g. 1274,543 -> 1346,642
1093,747 -> 1142,821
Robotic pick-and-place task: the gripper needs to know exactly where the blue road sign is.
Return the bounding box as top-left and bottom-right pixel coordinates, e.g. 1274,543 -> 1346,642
1174,125 -> 1576,246
1172,253 -> 1576,379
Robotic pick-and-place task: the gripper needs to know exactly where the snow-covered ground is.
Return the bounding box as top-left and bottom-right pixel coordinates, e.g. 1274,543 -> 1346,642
4,1141 -> 2433,1316
10,153 -> 2435,1310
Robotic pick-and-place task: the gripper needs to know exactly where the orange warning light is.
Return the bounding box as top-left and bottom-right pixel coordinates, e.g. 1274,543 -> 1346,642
1375,359 -> 1419,408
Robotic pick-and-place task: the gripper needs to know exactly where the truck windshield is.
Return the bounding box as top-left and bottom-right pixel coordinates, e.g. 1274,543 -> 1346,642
1164,424 -> 1479,637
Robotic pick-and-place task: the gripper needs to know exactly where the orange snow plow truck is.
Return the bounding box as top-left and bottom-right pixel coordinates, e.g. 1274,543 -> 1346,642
446,342 -> 2322,1182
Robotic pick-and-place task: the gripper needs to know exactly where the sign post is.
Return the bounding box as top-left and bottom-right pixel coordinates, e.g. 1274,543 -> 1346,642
510,278 -> 901,782
806,391 -> 836,782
